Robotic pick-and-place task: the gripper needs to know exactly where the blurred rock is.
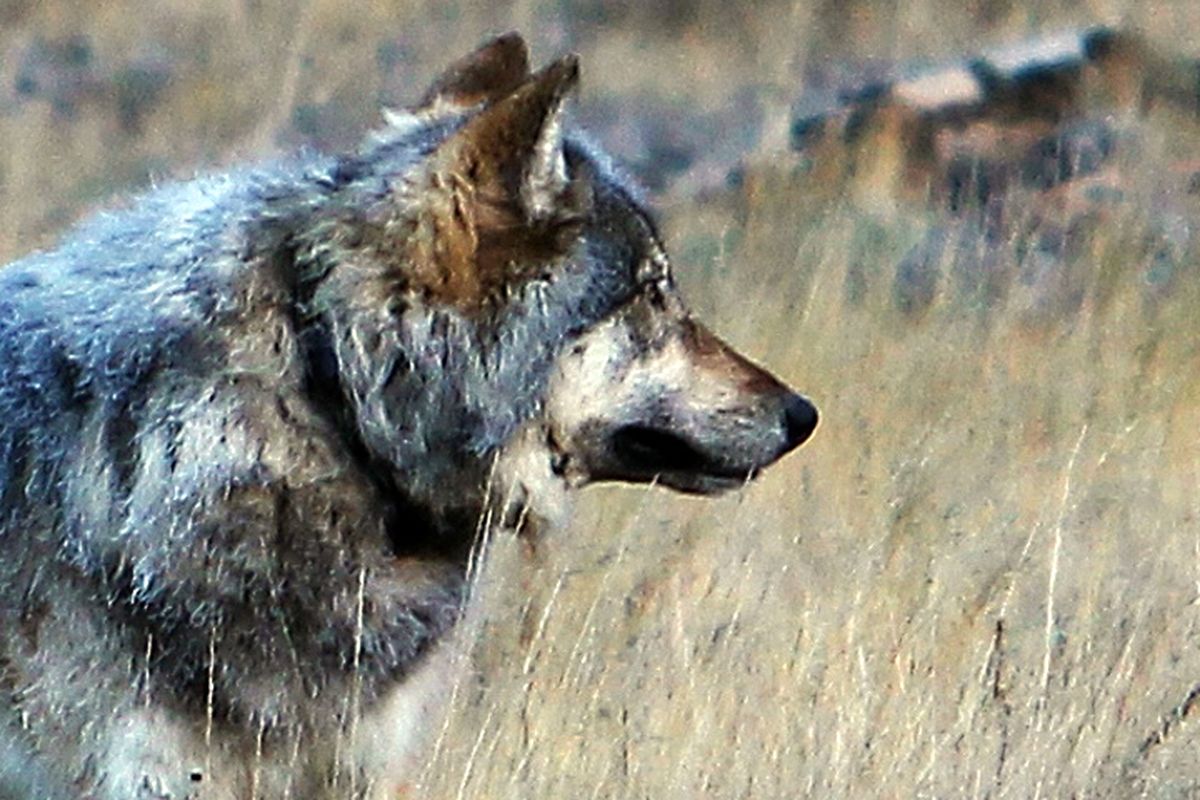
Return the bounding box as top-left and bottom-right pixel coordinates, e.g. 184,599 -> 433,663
111,56 -> 172,134
13,34 -> 102,117
753,26 -> 1200,322
10,34 -> 173,133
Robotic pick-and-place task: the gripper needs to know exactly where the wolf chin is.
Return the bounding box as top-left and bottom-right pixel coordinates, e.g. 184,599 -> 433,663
0,33 -> 817,799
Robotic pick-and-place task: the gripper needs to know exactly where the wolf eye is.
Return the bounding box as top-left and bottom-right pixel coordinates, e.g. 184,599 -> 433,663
635,250 -> 669,283
644,279 -> 667,310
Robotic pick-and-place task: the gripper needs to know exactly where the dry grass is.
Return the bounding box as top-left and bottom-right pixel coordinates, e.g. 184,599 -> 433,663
4,1 -> 1200,797
417,113 -> 1200,796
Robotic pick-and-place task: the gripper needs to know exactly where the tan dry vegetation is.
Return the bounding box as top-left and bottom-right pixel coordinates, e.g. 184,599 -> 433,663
3,1 -> 1200,797
419,116 -> 1200,796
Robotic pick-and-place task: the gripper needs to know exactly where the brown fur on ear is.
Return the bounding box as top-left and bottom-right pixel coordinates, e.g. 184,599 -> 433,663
437,55 -> 581,219
408,56 -> 591,311
418,32 -> 531,113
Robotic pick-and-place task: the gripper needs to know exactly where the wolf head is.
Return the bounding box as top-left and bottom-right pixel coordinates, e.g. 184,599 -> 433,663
299,34 -> 816,527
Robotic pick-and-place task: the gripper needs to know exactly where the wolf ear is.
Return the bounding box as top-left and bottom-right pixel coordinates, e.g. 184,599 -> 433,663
418,32 -> 531,112
434,55 -> 583,222
383,33 -> 530,130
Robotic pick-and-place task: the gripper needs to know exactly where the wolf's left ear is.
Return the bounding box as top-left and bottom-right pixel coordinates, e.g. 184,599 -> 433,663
418,32 -> 531,113
434,55 -> 585,222
383,33 -> 530,130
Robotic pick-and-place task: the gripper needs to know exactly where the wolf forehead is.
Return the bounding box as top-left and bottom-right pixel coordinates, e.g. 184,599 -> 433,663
306,35 -> 669,317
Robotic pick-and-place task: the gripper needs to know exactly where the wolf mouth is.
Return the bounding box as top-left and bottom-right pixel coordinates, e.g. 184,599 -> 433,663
608,424 -> 751,494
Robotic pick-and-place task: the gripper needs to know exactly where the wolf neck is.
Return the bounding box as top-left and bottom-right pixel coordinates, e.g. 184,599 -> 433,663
280,193 -> 583,539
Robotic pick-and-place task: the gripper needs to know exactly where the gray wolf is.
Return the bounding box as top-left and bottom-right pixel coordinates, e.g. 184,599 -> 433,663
0,33 -> 817,798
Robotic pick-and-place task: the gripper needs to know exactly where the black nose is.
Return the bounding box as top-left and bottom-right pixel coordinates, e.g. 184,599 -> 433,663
782,394 -> 818,449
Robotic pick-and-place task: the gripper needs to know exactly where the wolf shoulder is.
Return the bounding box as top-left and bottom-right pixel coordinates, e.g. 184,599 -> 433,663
0,157 -> 331,358
0,158 -> 346,467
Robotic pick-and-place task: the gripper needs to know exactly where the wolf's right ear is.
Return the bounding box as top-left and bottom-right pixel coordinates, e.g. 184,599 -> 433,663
432,55 -> 585,222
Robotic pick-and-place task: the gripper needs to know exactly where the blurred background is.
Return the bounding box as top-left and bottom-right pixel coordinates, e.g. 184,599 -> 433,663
4,1 -> 1200,797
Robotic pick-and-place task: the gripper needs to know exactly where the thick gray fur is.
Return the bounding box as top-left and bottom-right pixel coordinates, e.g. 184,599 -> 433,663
0,39 -> 817,798
0,106 -> 656,795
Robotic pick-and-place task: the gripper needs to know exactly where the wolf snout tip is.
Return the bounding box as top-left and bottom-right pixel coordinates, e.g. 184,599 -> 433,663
782,393 -> 819,451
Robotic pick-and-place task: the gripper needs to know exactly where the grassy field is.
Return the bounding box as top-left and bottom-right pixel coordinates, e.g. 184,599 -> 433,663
4,1 -> 1200,797
422,124 -> 1200,798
